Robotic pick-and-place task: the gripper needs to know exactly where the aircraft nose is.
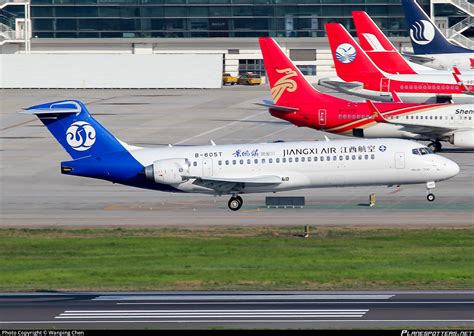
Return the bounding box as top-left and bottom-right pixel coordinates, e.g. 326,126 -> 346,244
437,156 -> 460,180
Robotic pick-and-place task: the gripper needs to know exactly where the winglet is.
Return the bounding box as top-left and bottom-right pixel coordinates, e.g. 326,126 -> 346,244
390,91 -> 402,103
366,100 -> 388,123
452,68 -> 473,94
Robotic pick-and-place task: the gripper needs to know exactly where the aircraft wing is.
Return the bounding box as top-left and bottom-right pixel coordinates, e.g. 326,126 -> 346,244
255,99 -> 299,113
184,175 -> 282,193
318,78 -> 364,90
367,100 -> 454,136
401,53 -> 435,64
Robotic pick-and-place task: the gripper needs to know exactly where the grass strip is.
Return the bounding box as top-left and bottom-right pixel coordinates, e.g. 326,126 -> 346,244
0,227 -> 472,291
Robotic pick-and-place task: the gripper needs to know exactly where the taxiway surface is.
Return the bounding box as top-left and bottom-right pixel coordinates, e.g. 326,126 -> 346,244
1,86 -> 473,227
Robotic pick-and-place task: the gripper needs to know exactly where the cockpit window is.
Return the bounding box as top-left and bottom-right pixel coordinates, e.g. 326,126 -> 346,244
419,147 -> 431,155
412,147 -> 433,156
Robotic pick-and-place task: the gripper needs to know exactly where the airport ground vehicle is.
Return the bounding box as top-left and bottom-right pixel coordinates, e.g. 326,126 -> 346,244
23,100 -> 458,210
259,37 -> 474,151
238,73 -> 262,85
223,73 -> 238,85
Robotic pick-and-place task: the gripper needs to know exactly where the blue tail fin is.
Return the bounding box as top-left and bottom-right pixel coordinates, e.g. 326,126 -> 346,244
23,100 -> 126,160
401,0 -> 473,54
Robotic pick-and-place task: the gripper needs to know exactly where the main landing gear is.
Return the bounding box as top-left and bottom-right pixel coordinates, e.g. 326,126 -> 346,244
426,181 -> 436,202
428,140 -> 442,152
228,195 -> 243,211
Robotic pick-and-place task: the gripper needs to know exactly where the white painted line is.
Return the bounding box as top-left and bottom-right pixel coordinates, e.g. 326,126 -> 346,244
2,320 -> 474,324
116,301 -> 474,305
173,111 -> 267,145
55,315 -> 366,319
93,295 -> 394,301
64,309 -> 369,313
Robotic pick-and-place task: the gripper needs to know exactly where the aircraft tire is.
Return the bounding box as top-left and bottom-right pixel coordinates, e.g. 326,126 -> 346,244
228,196 -> 243,211
427,193 -> 435,202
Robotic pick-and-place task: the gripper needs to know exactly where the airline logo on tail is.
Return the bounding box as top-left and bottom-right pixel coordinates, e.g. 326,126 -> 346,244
335,43 -> 357,63
66,121 -> 96,151
410,20 -> 435,45
271,68 -> 298,103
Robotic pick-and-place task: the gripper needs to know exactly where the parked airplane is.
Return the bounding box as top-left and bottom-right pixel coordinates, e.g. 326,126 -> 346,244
352,11 -> 442,74
23,100 -> 458,210
401,0 -> 474,71
258,37 -> 474,152
323,23 -> 474,103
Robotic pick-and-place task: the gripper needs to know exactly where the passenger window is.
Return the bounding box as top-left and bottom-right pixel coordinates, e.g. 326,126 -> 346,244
269,158 -> 273,163
276,158 -> 280,163
364,155 -> 368,160
371,154 -> 375,159
225,160 -> 229,165
333,156 -> 337,161
282,158 -> 286,163
301,157 -> 305,162
339,156 -> 343,160
295,157 -> 299,163
320,156 -> 324,161
193,162 -> 198,167
247,159 -> 251,164
352,155 -> 356,160
345,155 -> 349,160
289,158 -> 292,163
308,157 -> 312,162
218,160 -> 222,166
232,160 -> 236,165
254,159 -> 258,164
262,159 -> 265,164
314,156 -> 318,161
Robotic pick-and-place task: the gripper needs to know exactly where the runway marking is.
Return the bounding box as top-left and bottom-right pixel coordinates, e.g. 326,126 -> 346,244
55,309 -> 369,320
173,111 -> 267,145
93,295 -> 394,301
2,320 -> 474,324
64,309 -> 370,312
116,301 -> 474,305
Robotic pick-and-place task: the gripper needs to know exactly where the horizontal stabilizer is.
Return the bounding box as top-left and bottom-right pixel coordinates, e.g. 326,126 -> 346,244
256,100 -> 299,113
22,100 -> 83,115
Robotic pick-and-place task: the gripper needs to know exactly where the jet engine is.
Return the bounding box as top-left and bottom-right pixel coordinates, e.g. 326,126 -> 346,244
449,130 -> 474,149
143,158 -> 190,184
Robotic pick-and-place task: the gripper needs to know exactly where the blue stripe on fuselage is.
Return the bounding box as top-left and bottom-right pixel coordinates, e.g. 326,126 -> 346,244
60,150 -> 183,193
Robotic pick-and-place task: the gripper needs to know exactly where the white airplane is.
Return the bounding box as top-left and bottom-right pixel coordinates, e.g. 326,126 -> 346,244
401,0 -> 474,71
23,100 -> 459,210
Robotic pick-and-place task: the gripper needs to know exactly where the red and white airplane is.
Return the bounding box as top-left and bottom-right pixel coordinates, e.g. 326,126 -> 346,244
353,11 -> 440,75
259,37 -> 474,151
320,23 -> 474,104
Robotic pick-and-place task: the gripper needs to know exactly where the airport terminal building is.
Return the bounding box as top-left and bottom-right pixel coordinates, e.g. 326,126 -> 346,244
1,0 -> 472,88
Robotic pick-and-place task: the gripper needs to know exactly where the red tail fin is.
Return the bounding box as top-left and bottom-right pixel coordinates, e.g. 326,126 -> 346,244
352,11 -> 416,74
325,23 -> 384,83
258,37 -> 344,106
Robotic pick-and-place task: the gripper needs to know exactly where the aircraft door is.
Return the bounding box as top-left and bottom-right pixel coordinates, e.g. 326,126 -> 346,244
395,152 -> 405,169
202,158 -> 213,177
380,78 -> 390,96
318,109 -> 327,127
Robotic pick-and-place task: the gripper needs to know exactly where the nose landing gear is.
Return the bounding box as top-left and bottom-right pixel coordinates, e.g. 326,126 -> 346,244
228,195 -> 243,211
426,181 -> 436,202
